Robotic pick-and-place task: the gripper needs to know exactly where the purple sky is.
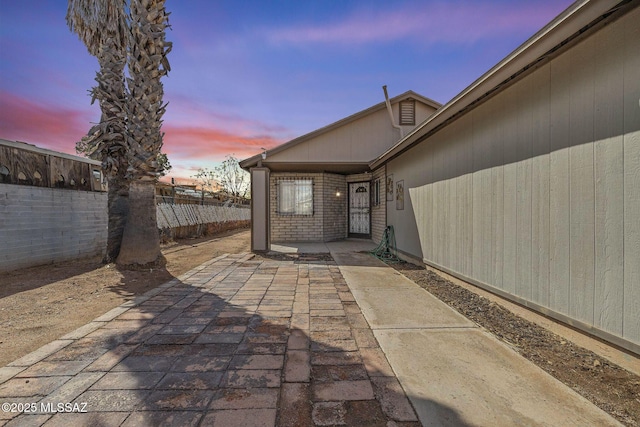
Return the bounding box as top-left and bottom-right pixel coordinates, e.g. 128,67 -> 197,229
0,0 -> 574,182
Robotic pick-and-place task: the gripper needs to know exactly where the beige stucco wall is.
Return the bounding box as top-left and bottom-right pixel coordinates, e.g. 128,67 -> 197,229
268,101 -> 437,165
386,7 -> 640,352
250,168 -> 269,251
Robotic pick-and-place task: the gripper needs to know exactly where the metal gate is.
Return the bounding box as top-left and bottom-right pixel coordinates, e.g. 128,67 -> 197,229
349,182 -> 370,236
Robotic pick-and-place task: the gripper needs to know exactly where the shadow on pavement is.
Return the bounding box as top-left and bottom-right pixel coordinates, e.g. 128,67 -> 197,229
0,252 -> 466,426
411,398 -> 472,427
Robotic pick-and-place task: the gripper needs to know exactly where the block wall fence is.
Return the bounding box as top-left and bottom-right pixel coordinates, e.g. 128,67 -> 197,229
0,184 -> 252,272
0,183 -> 107,272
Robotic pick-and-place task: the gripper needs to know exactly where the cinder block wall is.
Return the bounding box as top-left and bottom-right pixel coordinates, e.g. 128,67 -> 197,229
0,184 -> 107,271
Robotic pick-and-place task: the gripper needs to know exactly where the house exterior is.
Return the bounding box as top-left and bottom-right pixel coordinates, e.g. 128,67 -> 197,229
240,91 -> 440,250
371,0 -> 640,354
242,0 -> 639,354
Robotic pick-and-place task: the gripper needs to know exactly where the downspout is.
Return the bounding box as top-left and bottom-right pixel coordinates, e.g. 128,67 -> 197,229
383,85 -> 403,138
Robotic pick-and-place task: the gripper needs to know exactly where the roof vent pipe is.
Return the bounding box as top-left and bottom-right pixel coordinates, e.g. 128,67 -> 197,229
383,85 -> 403,138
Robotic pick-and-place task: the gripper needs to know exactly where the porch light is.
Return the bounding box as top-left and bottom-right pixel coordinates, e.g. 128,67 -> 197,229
335,188 -> 341,197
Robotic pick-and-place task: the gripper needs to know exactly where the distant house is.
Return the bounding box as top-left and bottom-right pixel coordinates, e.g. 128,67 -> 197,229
0,139 -> 107,271
243,0 -> 640,355
240,91 -> 440,248
0,139 -> 105,192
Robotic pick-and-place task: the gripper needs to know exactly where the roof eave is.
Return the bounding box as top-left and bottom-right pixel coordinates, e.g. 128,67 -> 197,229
240,90 -> 441,170
240,154 -> 261,170
370,0 -> 626,170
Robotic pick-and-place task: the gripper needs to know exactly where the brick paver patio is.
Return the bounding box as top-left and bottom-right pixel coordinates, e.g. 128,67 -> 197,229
0,253 -> 420,427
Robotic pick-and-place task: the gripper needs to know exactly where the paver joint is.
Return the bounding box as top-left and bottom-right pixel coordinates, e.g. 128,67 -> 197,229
0,253 -> 419,427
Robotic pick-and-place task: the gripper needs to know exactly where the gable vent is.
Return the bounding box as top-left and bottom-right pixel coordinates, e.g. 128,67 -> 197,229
399,98 -> 415,126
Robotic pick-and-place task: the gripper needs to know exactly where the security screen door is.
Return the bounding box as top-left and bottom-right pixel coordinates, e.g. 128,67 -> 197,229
349,182 -> 370,236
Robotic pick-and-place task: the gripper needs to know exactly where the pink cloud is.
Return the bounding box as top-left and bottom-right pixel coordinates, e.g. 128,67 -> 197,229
0,90 -> 287,167
266,2 -> 569,47
166,94 -> 290,136
0,91 -> 93,155
162,124 -> 284,161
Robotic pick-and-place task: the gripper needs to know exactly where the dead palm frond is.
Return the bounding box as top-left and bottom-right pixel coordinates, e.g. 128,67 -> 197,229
125,0 -> 171,180
66,0 -> 127,56
115,0 -> 171,267
67,0 -> 128,177
67,0 -> 130,262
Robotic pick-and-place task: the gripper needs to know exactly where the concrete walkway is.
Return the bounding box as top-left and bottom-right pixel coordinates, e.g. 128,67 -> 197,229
331,250 -> 621,427
276,240 -> 620,426
0,242 -> 621,426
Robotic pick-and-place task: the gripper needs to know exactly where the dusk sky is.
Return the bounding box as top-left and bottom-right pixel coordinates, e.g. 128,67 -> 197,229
0,0 -> 574,182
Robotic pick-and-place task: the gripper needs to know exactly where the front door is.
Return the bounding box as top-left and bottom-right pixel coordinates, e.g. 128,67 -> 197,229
349,182 -> 370,237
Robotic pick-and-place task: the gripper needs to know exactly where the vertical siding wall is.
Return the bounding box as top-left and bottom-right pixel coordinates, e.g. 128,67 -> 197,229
0,184 -> 107,272
371,167 -> 386,244
387,8 -> 640,351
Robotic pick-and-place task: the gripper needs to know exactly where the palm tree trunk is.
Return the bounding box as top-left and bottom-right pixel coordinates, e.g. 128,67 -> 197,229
67,0 -> 130,263
96,43 -> 130,262
116,0 -> 170,267
115,180 -> 164,266
104,172 -> 128,262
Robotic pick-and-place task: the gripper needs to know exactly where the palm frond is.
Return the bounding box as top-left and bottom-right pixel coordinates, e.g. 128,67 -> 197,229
66,0 -> 127,54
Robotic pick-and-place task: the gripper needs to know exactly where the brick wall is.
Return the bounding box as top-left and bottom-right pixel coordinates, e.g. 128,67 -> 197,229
323,173 -> 347,241
270,172 -> 350,243
270,173 -> 324,242
0,183 -> 107,272
270,172 -> 384,243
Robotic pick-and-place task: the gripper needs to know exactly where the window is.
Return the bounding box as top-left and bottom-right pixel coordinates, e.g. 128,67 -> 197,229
399,98 -> 415,125
277,179 -> 313,215
372,179 -> 381,206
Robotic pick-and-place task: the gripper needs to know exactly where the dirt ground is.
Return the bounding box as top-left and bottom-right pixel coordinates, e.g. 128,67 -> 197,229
1,230 -> 638,425
0,228 -> 251,367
